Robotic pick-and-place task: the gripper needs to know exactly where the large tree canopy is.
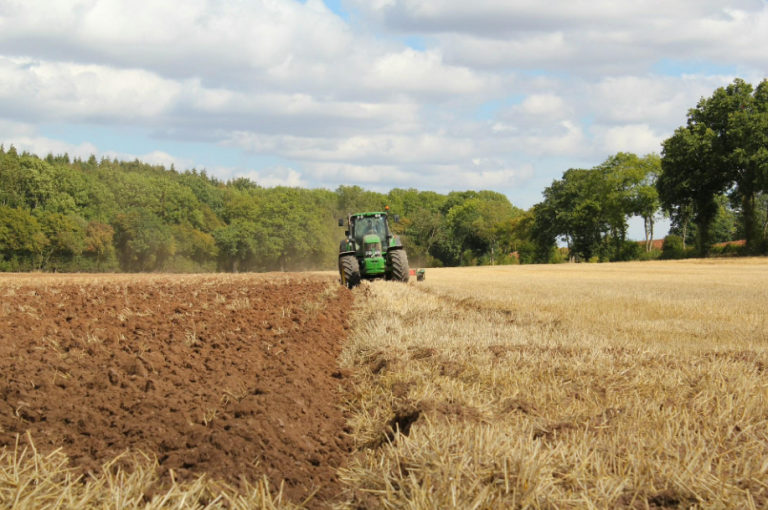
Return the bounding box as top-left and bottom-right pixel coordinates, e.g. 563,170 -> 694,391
659,78 -> 768,254
533,153 -> 661,262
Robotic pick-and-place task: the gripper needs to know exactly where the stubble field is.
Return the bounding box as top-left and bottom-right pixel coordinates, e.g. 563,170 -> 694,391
2,259 -> 768,509
340,259 -> 768,509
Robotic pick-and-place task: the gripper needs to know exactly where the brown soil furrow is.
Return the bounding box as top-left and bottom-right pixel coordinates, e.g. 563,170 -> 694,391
0,273 -> 353,508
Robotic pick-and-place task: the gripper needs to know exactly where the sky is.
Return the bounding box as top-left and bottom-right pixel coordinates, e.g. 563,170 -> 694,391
1,0 -> 768,239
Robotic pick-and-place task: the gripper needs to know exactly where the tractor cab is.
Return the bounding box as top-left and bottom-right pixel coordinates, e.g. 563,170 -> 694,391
352,215 -> 389,249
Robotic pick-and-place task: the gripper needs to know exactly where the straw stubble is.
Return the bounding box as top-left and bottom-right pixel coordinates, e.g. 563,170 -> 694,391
338,259 -> 768,509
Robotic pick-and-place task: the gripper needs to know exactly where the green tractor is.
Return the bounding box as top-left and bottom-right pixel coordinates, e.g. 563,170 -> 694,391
338,210 -> 409,288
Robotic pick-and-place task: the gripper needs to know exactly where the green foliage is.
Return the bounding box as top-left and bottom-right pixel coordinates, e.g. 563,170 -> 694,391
660,235 -> 696,260
0,206 -> 45,259
533,153 -> 661,262
615,240 -> 643,262
84,222 -> 118,269
36,211 -> 87,270
660,78 -> 768,254
113,209 -> 176,271
212,219 -> 259,272
662,234 -> 684,253
446,195 -> 523,265
172,225 -> 218,264
709,242 -> 745,257
1,148 -> 544,271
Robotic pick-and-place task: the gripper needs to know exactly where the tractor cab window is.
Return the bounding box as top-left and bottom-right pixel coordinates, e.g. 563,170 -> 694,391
352,216 -> 387,245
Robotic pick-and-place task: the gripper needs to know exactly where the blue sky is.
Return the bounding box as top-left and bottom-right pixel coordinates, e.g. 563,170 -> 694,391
2,0 -> 767,239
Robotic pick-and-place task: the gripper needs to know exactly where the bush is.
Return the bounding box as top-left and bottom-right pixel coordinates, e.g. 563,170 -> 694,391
482,252 -> 519,266
761,238 -> 768,255
636,249 -> 662,261
0,256 -> 21,272
709,243 -> 745,257
460,249 -> 478,266
661,235 -> 685,259
515,241 -> 537,265
616,240 -> 643,261
551,248 -> 569,264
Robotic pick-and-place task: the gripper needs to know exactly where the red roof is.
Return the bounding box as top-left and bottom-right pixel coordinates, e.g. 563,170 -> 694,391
636,239 -> 665,250
713,239 -> 745,247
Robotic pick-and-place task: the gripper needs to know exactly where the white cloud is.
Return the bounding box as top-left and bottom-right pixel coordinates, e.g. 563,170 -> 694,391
596,124 -> 664,155
351,0 -> 768,75
586,75 -> 734,128
0,121 -> 199,170
0,0 -> 496,102
303,162 -> 401,184
0,0 -> 354,80
302,160 -> 533,192
224,132 -> 477,165
0,0 -> 767,203
0,119 -> 36,138
363,49 -> 497,96
440,32 -> 573,69
491,119 -> 591,158
233,166 -> 308,188
0,135 -> 99,161
0,57 -> 181,123
522,94 -> 565,116
126,150 -> 195,170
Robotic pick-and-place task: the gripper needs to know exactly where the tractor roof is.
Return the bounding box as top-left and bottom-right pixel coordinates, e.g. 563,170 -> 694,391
351,211 -> 388,218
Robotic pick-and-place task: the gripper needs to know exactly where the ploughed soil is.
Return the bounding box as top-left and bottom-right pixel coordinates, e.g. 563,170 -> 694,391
0,273 -> 353,507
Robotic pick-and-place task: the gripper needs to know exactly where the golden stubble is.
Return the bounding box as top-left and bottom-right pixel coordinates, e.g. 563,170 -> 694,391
338,259 -> 768,509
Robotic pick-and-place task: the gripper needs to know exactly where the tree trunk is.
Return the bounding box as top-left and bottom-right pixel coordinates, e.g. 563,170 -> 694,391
614,225 -> 624,259
696,200 -> 717,256
643,217 -> 648,251
232,258 -> 239,273
697,219 -> 710,255
762,197 -> 768,238
682,220 -> 688,250
742,193 -> 760,253
649,217 -> 654,251
643,217 -> 651,252
44,248 -> 55,270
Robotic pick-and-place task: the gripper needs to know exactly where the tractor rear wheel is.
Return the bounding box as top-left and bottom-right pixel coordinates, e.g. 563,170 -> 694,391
339,255 -> 361,288
390,249 -> 410,283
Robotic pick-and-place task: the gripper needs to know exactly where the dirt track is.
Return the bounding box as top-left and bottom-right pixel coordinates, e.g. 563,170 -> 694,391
0,273 -> 353,507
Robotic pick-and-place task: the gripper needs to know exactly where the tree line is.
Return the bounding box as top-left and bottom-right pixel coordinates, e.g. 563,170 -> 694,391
0,148 -> 532,272
1,79 -> 765,272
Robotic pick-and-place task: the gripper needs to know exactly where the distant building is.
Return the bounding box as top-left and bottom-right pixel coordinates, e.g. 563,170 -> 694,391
636,239 -> 665,250
713,240 -> 746,248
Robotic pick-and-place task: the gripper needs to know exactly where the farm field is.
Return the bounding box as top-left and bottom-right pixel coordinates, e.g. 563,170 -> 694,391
2,259 -> 768,509
0,273 -> 353,509
340,259 -> 768,509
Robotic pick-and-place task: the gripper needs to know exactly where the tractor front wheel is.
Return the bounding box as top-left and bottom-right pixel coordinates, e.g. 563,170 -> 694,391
390,250 -> 410,283
339,255 -> 361,289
